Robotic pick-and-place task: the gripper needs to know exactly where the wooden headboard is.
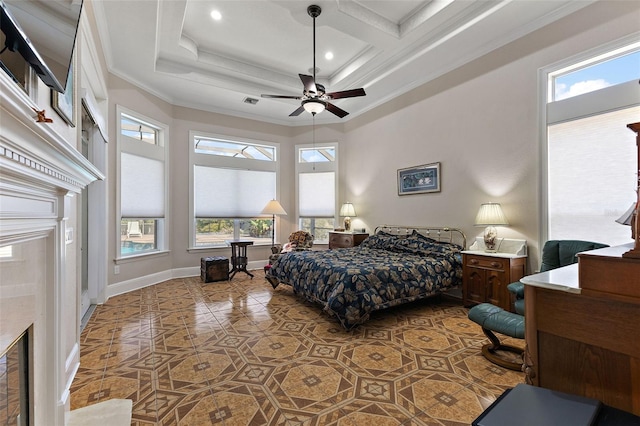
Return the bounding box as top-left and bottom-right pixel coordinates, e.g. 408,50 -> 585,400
374,225 -> 467,249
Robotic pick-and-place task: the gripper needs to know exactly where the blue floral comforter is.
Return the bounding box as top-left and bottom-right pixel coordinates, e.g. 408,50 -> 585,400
266,231 -> 463,330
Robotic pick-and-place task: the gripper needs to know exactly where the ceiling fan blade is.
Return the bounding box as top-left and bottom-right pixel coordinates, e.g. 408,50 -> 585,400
261,94 -> 301,99
326,102 -> 349,118
299,74 -> 317,94
289,105 -> 306,117
326,88 -> 366,100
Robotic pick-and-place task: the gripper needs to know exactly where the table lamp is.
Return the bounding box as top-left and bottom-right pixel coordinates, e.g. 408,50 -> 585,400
475,202 -> 509,252
339,202 -> 356,231
261,199 -> 287,246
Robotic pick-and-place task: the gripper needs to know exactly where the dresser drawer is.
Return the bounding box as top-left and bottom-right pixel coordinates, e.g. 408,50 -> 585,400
328,232 -> 369,249
329,233 -> 353,248
464,255 -> 508,270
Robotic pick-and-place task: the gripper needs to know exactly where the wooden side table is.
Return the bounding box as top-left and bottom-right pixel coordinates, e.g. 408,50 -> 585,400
462,238 -> 527,312
229,240 -> 254,279
328,232 -> 369,249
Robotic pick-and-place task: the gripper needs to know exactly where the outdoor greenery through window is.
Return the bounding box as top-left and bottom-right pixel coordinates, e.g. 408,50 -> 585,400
300,218 -> 334,243
119,107 -> 167,257
191,132 -> 279,248
195,219 -> 272,246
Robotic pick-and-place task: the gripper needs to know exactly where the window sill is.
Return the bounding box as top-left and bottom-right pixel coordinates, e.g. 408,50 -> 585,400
187,243 -> 270,253
115,250 -> 170,264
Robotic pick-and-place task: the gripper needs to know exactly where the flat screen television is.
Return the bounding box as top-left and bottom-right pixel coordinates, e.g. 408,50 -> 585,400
0,0 -> 83,93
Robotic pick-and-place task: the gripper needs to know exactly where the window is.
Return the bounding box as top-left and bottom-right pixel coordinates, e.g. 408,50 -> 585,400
190,133 -> 279,247
296,144 -> 338,242
550,48 -> 640,102
117,107 -> 168,257
543,39 -> 640,246
0,245 -> 13,259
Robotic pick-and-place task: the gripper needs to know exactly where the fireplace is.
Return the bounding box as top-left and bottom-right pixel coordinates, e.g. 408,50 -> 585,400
0,328 -> 31,425
0,69 -> 103,424
0,237 -> 47,426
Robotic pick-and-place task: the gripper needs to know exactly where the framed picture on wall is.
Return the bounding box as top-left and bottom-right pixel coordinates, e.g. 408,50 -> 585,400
51,62 -> 74,127
397,162 -> 441,195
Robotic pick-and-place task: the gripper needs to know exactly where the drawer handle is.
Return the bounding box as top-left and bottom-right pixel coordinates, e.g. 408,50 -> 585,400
469,259 -> 479,265
490,261 -> 501,268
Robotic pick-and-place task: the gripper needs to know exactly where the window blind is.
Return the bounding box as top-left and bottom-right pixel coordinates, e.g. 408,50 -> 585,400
299,172 -> 335,217
195,166 -> 275,217
121,152 -> 165,218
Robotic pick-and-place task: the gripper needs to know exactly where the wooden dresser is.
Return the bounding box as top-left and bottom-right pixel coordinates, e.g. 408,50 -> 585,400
522,244 -> 640,416
462,238 -> 527,312
328,232 -> 369,249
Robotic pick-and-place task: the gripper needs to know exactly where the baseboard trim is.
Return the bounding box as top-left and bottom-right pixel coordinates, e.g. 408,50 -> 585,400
107,261 -> 268,299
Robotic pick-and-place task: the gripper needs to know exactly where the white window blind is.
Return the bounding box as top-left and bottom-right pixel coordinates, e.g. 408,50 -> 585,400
121,152 -> 165,218
195,166 -> 275,217
299,172 -> 335,217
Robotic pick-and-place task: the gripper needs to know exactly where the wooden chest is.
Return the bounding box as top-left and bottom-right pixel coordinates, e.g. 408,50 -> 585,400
200,256 -> 229,282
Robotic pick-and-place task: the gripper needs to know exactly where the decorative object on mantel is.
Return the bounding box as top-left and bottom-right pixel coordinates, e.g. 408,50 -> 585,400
623,121 -> 640,259
31,108 -> 53,123
474,203 -> 509,252
339,202 -> 356,231
261,199 -> 287,247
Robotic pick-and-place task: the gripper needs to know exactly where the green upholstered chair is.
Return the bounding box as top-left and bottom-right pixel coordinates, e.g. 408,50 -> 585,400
468,240 -> 609,370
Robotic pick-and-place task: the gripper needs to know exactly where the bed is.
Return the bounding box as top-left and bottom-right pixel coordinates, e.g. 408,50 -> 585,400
266,225 -> 466,330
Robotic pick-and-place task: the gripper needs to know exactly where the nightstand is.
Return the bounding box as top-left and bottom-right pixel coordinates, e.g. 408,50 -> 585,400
462,238 -> 527,312
328,231 -> 369,249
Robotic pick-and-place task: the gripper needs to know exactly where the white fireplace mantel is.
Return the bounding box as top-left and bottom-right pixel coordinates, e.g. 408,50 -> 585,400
0,70 -> 104,425
0,72 -> 104,196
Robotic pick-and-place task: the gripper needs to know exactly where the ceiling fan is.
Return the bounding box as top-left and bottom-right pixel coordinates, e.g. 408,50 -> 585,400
261,4 -> 366,118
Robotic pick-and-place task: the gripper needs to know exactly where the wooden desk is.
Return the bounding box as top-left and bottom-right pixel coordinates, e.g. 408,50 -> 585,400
522,245 -> 640,416
228,240 -> 254,279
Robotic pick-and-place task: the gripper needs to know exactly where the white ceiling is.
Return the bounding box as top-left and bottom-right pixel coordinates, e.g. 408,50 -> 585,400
93,0 -> 593,126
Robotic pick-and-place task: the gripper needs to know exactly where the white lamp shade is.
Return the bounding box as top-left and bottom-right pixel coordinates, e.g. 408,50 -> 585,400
616,203 -> 636,225
302,99 -> 326,115
340,202 -> 356,217
474,203 -> 509,226
261,199 -> 287,216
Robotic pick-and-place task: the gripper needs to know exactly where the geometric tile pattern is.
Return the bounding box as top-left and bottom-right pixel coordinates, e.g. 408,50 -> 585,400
70,274 -> 525,425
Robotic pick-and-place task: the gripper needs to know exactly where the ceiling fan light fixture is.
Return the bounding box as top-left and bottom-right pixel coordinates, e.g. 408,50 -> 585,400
260,4 -> 366,119
302,99 -> 326,115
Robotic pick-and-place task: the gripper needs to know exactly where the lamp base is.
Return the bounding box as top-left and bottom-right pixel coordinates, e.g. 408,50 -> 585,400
483,226 -> 498,252
344,217 -> 351,231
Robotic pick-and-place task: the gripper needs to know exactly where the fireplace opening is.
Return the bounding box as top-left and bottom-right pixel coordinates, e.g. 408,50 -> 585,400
0,327 -> 31,426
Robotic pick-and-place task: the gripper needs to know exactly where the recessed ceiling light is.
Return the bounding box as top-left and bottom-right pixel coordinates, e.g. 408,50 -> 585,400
325,51 -> 334,60
210,10 -> 222,21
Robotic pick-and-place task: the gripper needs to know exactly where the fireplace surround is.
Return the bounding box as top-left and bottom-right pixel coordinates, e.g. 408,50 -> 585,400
0,68 -> 103,424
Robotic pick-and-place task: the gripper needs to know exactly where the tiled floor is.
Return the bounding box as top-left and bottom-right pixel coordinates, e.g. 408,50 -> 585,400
70,274 -> 525,425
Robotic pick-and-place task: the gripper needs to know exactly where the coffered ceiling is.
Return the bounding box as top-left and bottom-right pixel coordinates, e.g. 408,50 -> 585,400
93,0 -> 593,126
